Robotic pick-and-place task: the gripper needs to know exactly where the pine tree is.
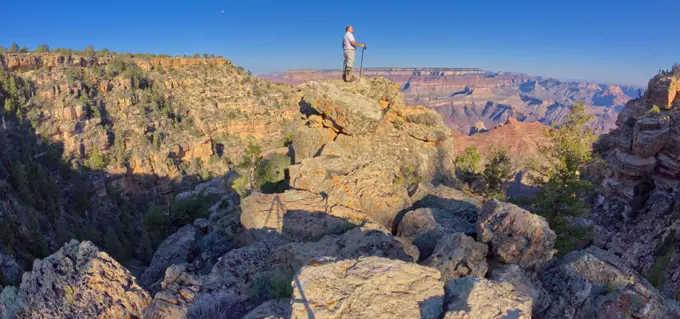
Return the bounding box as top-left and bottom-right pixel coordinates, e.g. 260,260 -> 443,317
529,102 -> 597,254
9,43 -> 19,53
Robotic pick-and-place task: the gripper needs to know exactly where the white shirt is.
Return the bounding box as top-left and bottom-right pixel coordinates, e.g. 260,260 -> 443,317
343,31 -> 356,51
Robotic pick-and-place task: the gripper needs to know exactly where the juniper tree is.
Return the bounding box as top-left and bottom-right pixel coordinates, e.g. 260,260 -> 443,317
529,101 -> 597,254
455,146 -> 481,183
34,44 -> 50,53
481,146 -> 513,200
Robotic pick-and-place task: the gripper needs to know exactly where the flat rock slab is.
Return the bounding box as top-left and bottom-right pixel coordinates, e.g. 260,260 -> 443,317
444,276 -> 532,319
291,256 -> 444,319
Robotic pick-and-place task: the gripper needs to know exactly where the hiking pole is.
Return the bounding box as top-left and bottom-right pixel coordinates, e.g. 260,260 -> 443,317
360,46 -> 365,78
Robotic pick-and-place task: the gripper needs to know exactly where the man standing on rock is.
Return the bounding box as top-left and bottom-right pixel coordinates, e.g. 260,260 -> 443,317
343,25 -> 366,82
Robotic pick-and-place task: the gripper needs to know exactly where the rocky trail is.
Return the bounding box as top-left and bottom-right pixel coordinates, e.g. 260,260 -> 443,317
2,74 -> 679,319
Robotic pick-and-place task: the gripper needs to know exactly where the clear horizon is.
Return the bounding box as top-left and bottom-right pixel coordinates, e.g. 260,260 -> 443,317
4,0 -> 678,87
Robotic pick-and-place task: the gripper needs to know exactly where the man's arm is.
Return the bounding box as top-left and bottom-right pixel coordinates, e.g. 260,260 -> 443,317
350,40 -> 366,48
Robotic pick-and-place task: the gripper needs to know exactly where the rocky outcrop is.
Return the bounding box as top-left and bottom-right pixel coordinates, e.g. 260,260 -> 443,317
289,156 -> 409,228
141,224 -> 201,289
539,246 -> 680,319
647,76 -> 679,109
13,240 -> 150,318
422,233 -> 488,281
477,200 -> 556,270
290,256 -> 444,319
469,121 -> 488,135
443,276 -> 533,319
605,73 -> 680,202
322,114 -> 456,184
300,80 -> 383,135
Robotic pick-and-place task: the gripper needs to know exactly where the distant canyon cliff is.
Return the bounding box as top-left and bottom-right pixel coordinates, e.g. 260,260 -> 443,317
261,68 -> 642,134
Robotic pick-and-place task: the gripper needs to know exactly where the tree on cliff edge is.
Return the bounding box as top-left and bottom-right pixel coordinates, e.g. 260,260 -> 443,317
529,101 -> 596,254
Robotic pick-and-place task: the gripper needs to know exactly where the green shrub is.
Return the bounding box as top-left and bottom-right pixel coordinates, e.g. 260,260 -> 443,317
143,192 -> 210,246
33,44 -> 50,53
456,146 -> 481,183
249,269 -> 295,300
254,153 -> 290,193
232,175 -> 251,198
646,105 -> 661,116
282,132 -> 294,147
8,43 -> 19,53
85,147 -> 107,170
481,146 -> 513,200
19,46 -> 28,53
646,246 -> 675,287
84,45 -> 95,57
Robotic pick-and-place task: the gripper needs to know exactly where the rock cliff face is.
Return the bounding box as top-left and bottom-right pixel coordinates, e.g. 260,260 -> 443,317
262,68 -> 640,135
0,51 -> 299,271
595,67 -> 680,301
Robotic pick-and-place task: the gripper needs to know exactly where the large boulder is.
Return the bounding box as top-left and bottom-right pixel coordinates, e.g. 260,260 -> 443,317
491,264 -> 550,316
396,207 -> 476,260
240,190 -> 367,242
422,232 -> 488,281
144,235 -> 289,319
291,126 -> 337,163
141,224 -> 202,289
321,121 -> 457,184
289,156 -> 410,228
477,200 -> 556,270
290,256 -> 444,319
16,240 -> 151,318
443,276 -> 533,319
300,80 -> 383,135
539,246 -> 680,319
143,264 -> 204,319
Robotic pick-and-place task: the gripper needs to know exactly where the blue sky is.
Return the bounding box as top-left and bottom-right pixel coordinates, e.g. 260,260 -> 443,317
3,0 -> 678,86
